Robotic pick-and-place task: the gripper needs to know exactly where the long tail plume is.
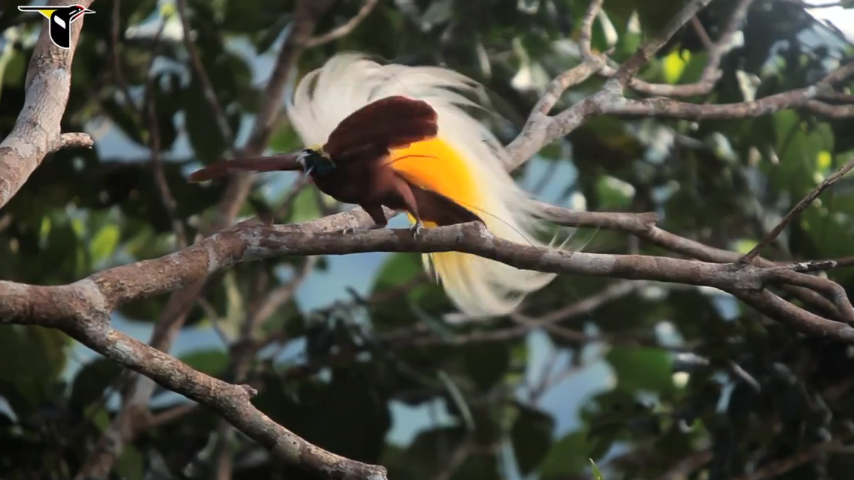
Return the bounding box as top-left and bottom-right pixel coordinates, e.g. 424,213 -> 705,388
287,53 -> 571,318
188,155 -> 301,183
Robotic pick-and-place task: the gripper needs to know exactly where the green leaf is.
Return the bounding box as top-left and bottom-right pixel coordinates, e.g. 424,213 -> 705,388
89,224 -> 120,264
771,113 -> 835,198
587,422 -> 621,460
372,253 -> 422,292
253,367 -> 392,463
183,75 -> 239,163
0,325 -> 69,412
733,238 -> 758,254
180,349 -> 229,377
606,346 -> 673,393
2,49 -> 25,87
677,51 -> 709,85
817,150 -> 832,171
368,252 -> 445,329
116,444 -> 144,480
285,188 -> 321,224
462,342 -> 511,392
269,123 -> 303,153
511,403 -> 556,475
222,0 -> 285,33
387,427 -> 468,480
85,402 -> 112,431
69,357 -> 123,413
595,175 -> 635,209
540,431 -> 588,479
438,370 -> 475,431
661,49 -> 689,84
590,459 -> 605,480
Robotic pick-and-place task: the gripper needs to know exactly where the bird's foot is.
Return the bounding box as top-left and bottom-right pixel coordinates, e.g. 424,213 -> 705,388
410,221 -> 424,240
258,213 -> 275,227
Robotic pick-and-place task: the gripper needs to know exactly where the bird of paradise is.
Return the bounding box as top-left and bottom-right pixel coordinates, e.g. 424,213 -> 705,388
191,53 -> 572,318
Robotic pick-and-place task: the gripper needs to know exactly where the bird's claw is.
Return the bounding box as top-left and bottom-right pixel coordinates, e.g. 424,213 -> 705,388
341,226 -> 357,235
410,221 -> 424,240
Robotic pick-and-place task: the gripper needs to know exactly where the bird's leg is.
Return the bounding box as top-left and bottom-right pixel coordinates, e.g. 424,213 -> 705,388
410,219 -> 424,239
341,204 -> 388,234
390,180 -> 425,240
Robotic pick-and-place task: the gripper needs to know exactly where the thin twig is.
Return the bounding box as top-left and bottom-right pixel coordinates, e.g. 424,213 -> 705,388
144,24 -> 187,248
732,438 -> 848,480
535,202 -> 849,322
251,256 -> 319,325
578,0 -> 604,59
176,0 -> 235,148
655,450 -> 714,480
304,0 -> 380,48
741,155 -> 854,263
427,436 -> 476,480
146,403 -> 199,429
610,0 -> 716,87
197,297 -> 232,346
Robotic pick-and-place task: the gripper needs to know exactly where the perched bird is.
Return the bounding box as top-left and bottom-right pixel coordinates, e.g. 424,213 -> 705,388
190,95 -> 474,236
189,53 -> 569,318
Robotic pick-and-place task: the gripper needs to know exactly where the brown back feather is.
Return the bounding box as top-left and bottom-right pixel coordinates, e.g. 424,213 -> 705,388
323,95 -> 439,161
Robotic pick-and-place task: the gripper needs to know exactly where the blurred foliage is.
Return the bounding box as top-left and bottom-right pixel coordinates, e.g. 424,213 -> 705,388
2,0 -> 854,479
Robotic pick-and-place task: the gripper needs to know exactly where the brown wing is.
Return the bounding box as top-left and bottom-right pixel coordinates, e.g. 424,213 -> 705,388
322,95 -> 439,161
406,181 -> 484,227
188,155 -> 301,182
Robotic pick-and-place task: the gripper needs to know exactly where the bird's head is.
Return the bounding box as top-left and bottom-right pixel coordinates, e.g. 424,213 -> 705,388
297,146 -> 336,177
67,4 -> 95,21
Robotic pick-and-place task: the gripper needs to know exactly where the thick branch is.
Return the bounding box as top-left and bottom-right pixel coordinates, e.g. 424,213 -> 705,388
3,221 -> 852,341
535,202 -> 854,323
601,88 -> 854,119
0,0 -> 95,210
25,301 -> 387,480
76,1 -> 336,477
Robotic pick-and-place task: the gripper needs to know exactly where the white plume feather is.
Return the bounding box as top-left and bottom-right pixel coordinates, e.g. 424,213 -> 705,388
286,52 -> 569,318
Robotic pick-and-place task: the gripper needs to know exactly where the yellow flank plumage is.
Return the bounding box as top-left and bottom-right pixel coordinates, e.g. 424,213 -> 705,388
286,52 -> 573,318
383,138 -> 481,227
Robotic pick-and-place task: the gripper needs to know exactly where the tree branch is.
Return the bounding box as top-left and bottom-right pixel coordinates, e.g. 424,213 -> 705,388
732,438 -> 847,480
0,0 -> 95,211
75,1 -> 337,477
304,0 -> 380,48
176,0 -> 236,148
5,0 -> 854,478
2,220 -> 852,341
600,89 -> 854,120
741,154 -> 854,263
535,202 -> 853,323
609,0 -> 716,87
595,0 -> 755,97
